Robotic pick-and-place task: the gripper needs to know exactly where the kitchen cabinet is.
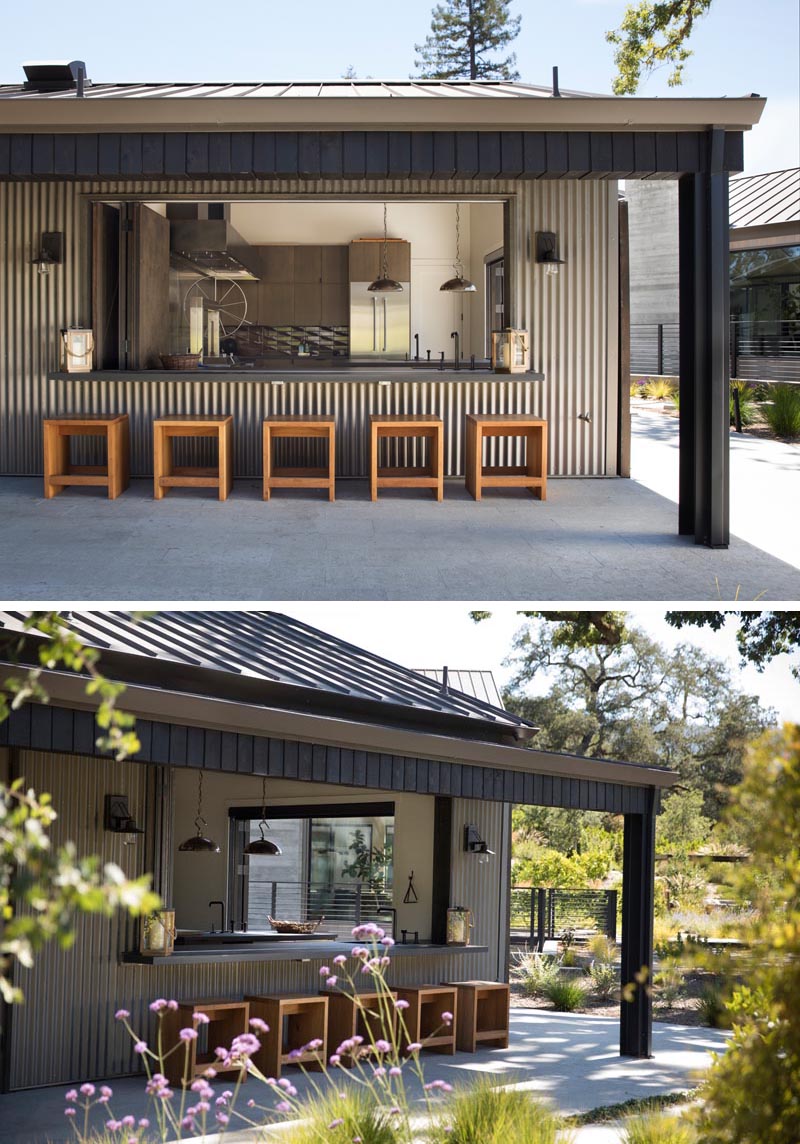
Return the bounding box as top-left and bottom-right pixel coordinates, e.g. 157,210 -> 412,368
258,282 -> 295,326
294,283 -> 322,325
322,245 -> 349,284
261,246 -> 295,284
349,240 -> 410,283
321,283 -> 349,326
294,245 -> 322,284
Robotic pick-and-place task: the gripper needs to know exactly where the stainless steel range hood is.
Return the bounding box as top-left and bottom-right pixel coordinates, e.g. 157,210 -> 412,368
169,219 -> 261,281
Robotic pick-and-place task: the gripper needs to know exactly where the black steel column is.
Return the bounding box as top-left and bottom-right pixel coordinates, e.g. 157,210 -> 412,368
678,128 -> 731,547
620,789 -> 657,1058
430,796 -> 453,944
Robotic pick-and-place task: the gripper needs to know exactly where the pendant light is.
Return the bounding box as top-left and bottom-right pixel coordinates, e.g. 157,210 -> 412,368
244,775 -> 282,857
440,204 -> 476,293
368,204 -> 404,294
178,771 -> 220,853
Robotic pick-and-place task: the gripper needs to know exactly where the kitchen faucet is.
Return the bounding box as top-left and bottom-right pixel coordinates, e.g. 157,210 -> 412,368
208,900 -> 224,934
414,333 -> 420,361
451,331 -> 460,370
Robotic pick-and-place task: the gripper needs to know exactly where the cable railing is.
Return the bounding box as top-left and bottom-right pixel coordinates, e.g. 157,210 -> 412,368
510,887 -> 618,951
631,320 -> 800,383
244,879 -> 395,940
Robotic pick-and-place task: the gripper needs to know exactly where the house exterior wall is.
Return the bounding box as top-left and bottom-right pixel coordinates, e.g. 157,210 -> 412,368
0,176 -> 618,478
6,749 -> 508,1090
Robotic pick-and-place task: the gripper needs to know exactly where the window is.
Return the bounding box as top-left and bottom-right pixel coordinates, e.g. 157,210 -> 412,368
229,802 -> 394,937
486,255 -> 505,357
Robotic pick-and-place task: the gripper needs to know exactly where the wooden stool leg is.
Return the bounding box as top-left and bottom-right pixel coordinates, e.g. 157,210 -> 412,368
370,423 -> 379,502
218,423 -> 233,501
107,421 -> 129,500
474,426 -> 485,501
465,418 -> 476,500
153,426 -> 169,500
262,423 -> 272,501
43,424 -> 67,499
538,426 -> 547,501
431,425 -> 443,501
328,426 -> 336,502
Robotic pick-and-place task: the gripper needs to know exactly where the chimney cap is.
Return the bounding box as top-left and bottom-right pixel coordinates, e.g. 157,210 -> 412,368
22,60 -> 89,92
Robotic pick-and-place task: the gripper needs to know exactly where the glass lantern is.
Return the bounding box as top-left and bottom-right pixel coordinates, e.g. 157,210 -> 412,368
61,328 -> 94,373
446,906 -> 474,946
140,909 -> 176,957
491,328 -> 529,374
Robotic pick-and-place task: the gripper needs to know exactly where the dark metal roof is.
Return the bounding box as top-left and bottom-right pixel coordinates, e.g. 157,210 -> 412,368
0,610 -> 532,734
730,167 -> 800,228
0,79 -> 598,101
416,669 -> 505,710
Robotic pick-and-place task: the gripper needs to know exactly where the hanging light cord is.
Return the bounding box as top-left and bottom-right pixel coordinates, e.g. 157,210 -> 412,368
454,203 -> 463,276
195,771 -> 207,834
382,203 -> 389,281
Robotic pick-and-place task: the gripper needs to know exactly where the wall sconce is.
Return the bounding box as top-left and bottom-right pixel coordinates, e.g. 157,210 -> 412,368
32,231 -> 64,275
464,824 -> 495,864
104,794 -> 145,838
536,231 -> 565,276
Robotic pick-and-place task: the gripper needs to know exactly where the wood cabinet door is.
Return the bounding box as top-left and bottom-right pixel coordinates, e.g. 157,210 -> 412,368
386,241 -> 411,282
261,245 -> 295,283
294,283 -> 322,325
127,203 -> 170,368
259,282 -> 295,326
294,245 -> 322,283
322,245 -> 349,284
321,284 -> 349,326
349,241 -> 380,282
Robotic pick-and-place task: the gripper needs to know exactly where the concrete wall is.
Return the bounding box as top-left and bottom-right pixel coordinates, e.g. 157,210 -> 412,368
625,181 -> 680,326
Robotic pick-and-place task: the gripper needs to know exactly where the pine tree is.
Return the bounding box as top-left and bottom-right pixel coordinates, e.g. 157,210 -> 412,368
415,0 -> 521,82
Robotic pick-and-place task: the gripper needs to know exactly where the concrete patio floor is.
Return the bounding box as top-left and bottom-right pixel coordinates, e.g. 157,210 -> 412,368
0,1010 -> 726,1143
1,412 -> 798,600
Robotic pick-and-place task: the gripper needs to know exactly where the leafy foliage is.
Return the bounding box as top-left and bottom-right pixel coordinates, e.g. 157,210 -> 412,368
622,1111 -> 696,1144
511,950 -> 562,997
588,959 -> 618,999
542,977 -> 588,1011
415,0 -> 520,80
606,1 -> 714,94
656,789 -> 712,854
429,1080 -> 564,1144
653,959 -> 685,1007
665,611 -> 800,680
763,383 -> 800,438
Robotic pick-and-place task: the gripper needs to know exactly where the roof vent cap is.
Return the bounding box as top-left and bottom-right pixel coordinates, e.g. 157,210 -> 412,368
22,60 -> 89,93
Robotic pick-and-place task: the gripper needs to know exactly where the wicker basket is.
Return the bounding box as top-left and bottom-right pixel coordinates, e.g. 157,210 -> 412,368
160,353 -> 201,370
268,915 -> 325,935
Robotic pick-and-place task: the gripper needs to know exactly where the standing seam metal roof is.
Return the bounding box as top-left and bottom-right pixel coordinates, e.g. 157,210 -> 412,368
0,610 -> 531,731
729,167 -> 800,228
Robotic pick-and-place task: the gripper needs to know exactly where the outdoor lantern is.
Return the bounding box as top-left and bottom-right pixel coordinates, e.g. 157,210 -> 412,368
104,793 -> 145,838
32,231 -> 64,275
464,824 -> 495,865
536,231 -> 565,276
440,204 -> 476,293
368,203 -> 404,294
446,905 -> 474,946
178,772 -> 220,853
140,909 -> 176,957
61,328 -> 94,373
491,328 -> 529,374
244,775 -> 282,856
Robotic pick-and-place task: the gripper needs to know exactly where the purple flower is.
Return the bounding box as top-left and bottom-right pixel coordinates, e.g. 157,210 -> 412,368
373,1066 -> 387,1078
203,1067 -> 217,1079
425,1079 -> 453,1092
276,1101 -> 292,1114
326,976 -> 338,987
192,1011 -> 211,1025
441,1010 -> 453,1026
106,1119 -> 122,1131
65,1090 -> 78,1103
100,1085 -> 113,1099
277,1078 -> 292,1089
121,1116 -> 135,1128
216,1112 -> 230,1126
179,1027 -> 198,1042
329,1053 -> 342,1066
250,1017 -> 269,1033
375,1039 -> 391,1053
138,1121 -> 150,1129
389,1066 -> 402,1077
114,1009 -> 130,1020
305,1038 -> 323,1051
80,1083 -> 96,1097
333,954 -> 347,966
64,1109 -> 76,1118
329,1118 -> 344,1129
394,999 -> 410,1010
134,1040 -> 148,1054
216,1095 -> 228,1107
406,1042 -> 422,1053
167,999 -> 179,1011
231,1032 -> 261,1057
381,936 -> 395,948
149,998 -> 168,1013
319,965 -> 331,976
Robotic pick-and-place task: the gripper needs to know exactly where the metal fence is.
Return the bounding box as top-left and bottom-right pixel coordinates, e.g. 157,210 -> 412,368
246,879 -> 395,940
510,887 -> 618,950
631,320 -> 800,383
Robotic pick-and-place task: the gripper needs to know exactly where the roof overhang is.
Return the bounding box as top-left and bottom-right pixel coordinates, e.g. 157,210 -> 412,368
0,94 -> 766,134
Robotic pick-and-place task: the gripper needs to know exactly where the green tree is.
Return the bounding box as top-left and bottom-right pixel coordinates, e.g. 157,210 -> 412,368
415,0 -> 521,81
693,725 -> 800,1143
1,612 -> 159,1005
666,611 -> 800,679
656,787 -> 712,854
606,1 -> 714,94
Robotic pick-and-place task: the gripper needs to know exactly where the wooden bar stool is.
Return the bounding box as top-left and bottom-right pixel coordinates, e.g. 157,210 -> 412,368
245,993 -> 328,1079
42,414 -> 129,500
465,414 -> 547,501
369,414 -> 443,502
153,415 -> 233,501
442,981 -> 510,1053
394,985 -> 457,1054
262,416 -> 336,501
161,1000 -> 250,1086
323,987 -> 397,1066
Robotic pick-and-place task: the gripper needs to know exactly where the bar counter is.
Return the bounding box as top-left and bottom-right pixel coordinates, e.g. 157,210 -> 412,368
123,941 -> 489,967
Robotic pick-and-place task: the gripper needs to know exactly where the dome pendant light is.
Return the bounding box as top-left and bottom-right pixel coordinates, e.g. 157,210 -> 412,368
244,775 -> 282,857
178,771 -> 220,853
368,204 -> 404,294
440,204 -> 476,293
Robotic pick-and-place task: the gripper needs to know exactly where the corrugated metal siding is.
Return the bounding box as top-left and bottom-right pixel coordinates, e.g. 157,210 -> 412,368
0,177 -> 615,478
448,798 -> 510,982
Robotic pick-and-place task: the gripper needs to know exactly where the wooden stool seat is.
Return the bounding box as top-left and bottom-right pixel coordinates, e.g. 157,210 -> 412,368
245,993 -> 328,1078
322,987 -> 397,1066
153,415 -> 233,501
263,415 -> 336,501
43,414 -> 129,500
393,985 -> 458,1054
369,414 -> 444,501
162,1000 -> 250,1085
465,414 -> 547,501
442,980 -> 510,1052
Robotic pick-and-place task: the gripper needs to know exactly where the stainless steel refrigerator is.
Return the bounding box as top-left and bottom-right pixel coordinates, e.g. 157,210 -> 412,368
349,282 -> 410,358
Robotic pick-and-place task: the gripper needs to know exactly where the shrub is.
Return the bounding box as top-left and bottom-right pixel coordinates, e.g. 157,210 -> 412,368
291,1091 -> 402,1144
588,934 -> 617,963
642,378 -> 677,400
511,950 -> 561,997
763,383 -> 800,437
622,1110 -> 697,1144
589,959 -> 618,999
542,977 -> 588,1011
654,959 -> 685,1007
429,1080 -> 566,1144
698,981 -> 730,1028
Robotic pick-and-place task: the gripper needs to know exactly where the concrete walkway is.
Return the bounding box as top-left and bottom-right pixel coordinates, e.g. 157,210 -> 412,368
0,1010 -> 725,1143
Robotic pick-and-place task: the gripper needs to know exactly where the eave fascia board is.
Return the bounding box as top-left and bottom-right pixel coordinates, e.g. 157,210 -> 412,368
0,95 -> 767,133
1,664 -> 679,790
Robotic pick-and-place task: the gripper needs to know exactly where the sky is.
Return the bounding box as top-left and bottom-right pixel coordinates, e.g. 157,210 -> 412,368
283,603 -> 799,723
0,0 -> 797,175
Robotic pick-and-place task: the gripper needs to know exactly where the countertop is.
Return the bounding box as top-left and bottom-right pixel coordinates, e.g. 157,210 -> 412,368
55,369 -> 544,383
122,941 -> 489,966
